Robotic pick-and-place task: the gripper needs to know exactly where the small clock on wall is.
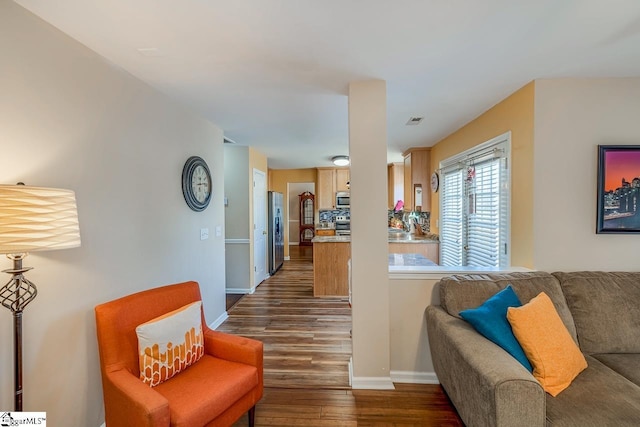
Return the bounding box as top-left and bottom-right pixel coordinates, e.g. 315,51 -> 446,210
182,156 -> 212,211
431,171 -> 440,192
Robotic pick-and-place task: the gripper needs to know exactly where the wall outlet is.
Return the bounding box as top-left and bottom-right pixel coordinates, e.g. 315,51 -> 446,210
200,228 -> 209,240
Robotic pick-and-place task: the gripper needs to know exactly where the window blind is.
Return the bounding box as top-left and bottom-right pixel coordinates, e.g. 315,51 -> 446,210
439,135 -> 510,268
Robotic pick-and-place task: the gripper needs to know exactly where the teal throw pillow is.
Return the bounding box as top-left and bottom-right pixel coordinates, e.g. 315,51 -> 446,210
459,285 -> 533,372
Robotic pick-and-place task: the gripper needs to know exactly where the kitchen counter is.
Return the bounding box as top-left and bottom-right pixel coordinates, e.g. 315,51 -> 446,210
311,235 -> 438,244
388,253 -> 437,267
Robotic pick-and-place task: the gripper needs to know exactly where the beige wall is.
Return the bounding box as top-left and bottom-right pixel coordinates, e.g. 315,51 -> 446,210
349,80 -> 392,387
533,78 -> 640,270
389,277 -> 439,381
268,168 -> 317,257
224,146 -> 267,292
430,82 -> 535,268
0,2 -> 226,424
248,148 -> 268,286
224,146 -> 251,291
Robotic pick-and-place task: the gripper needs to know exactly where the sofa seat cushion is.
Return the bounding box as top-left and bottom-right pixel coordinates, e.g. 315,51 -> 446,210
439,272 -> 577,341
153,354 -> 258,427
553,271 -> 640,353
592,353 -> 640,387
546,356 -> 640,427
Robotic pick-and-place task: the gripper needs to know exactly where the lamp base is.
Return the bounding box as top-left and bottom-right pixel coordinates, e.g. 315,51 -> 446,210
1,254 -> 38,412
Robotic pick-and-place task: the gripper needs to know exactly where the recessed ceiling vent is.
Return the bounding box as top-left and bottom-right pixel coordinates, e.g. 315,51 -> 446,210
406,116 -> 424,125
223,137 -> 237,144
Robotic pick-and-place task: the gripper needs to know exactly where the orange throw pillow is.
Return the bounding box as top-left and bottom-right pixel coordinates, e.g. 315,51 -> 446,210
507,292 -> 587,397
136,301 -> 205,386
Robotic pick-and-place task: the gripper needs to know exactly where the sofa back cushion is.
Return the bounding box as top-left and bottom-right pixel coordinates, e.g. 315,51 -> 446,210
553,271 -> 640,354
439,271 -> 577,342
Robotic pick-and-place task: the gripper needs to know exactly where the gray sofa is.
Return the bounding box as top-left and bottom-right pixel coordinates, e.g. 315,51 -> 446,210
426,271 -> 640,427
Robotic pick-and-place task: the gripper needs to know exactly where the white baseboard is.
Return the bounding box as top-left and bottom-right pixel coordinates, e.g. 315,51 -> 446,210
289,242 -> 299,246
100,423 -> 105,427
226,288 -> 252,294
209,311 -> 229,330
284,256 -> 290,260
351,376 -> 395,390
390,370 -> 439,384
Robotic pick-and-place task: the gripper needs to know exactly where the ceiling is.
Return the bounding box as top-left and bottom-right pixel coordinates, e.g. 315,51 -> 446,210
15,0 -> 640,169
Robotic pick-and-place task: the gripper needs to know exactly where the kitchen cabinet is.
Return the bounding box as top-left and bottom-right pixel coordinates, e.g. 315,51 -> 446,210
313,240 -> 350,297
335,168 -> 350,192
316,167 -> 350,210
316,168 -> 336,210
403,148 -> 431,211
388,162 -> 404,209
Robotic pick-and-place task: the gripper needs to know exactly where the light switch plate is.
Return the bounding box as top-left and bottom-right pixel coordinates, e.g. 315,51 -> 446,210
200,228 -> 209,240
215,225 -> 222,237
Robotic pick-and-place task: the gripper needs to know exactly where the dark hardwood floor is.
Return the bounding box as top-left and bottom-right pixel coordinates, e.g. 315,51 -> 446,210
221,245 -> 463,426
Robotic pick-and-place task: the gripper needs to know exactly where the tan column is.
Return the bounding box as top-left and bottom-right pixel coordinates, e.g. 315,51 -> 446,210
348,80 -> 393,389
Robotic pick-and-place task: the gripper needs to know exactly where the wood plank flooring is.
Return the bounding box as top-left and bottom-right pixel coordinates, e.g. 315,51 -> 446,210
218,245 -> 352,389
221,245 -> 463,426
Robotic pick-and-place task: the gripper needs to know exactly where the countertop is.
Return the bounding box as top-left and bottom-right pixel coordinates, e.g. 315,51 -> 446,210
311,235 -> 439,244
388,253 -> 437,267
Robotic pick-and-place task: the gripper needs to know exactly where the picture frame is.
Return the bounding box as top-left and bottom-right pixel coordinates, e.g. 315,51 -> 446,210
596,145 -> 640,234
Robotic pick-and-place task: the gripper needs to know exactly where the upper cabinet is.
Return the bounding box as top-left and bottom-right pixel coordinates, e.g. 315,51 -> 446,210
316,167 -> 350,210
403,148 -> 431,211
335,169 -> 350,192
388,162 -> 404,209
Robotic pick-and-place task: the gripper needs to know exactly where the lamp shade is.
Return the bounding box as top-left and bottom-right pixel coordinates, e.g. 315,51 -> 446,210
0,185 -> 81,254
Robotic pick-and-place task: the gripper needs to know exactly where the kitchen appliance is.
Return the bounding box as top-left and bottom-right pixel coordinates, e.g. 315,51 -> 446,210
336,191 -> 350,209
268,191 -> 284,274
335,215 -> 350,236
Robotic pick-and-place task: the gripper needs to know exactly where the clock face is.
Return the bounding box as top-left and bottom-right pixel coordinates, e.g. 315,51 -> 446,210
191,165 -> 210,203
431,172 -> 439,192
182,156 -> 212,211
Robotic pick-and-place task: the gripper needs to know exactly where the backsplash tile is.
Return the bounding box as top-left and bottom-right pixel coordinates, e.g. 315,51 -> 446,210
319,209 -> 350,222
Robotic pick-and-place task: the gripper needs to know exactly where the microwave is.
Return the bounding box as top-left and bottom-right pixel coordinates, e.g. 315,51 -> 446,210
336,192 -> 350,208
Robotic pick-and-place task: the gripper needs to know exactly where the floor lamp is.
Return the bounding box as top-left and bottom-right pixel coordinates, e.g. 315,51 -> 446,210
0,184 -> 81,411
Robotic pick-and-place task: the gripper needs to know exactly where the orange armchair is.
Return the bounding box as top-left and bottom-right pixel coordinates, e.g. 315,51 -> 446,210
95,281 -> 263,427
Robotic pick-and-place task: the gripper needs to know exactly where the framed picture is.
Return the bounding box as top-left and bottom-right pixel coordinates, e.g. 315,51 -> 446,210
596,145 -> 640,233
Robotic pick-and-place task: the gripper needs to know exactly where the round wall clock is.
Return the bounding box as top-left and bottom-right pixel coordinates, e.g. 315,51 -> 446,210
182,156 -> 212,211
431,172 -> 440,192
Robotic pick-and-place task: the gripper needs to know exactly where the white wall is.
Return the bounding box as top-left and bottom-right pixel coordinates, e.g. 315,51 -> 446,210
0,3 -> 226,425
224,146 -> 251,292
533,78 -> 640,271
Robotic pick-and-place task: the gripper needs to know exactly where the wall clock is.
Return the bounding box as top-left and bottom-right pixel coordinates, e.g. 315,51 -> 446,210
182,156 -> 212,211
431,172 -> 440,192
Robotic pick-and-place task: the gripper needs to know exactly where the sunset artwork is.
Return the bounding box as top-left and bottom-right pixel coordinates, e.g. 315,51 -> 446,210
597,145 -> 640,233
604,150 -> 640,191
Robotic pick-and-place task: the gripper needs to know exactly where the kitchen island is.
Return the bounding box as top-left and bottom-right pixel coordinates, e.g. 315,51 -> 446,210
311,235 -> 439,297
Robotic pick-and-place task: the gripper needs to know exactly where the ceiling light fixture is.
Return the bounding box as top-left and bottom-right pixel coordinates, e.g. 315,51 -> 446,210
332,156 -> 350,166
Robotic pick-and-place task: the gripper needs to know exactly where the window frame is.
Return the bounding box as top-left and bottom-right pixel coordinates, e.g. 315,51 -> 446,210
438,132 -> 511,268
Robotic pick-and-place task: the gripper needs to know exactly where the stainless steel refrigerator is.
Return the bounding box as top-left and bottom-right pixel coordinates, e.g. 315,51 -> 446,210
268,191 -> 284,274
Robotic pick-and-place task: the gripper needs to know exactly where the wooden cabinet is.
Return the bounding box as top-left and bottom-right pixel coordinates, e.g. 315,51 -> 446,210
313,241 -> 350,297
316,168 -> 350,210
403,148 -> 431,211
336,168 -> 350,192
316,168 -> 336,210
388,162 -> 404,209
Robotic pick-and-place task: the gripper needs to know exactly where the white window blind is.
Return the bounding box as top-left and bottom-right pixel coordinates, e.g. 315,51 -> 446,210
439,134 -> 510,268
440,169 -> 463,266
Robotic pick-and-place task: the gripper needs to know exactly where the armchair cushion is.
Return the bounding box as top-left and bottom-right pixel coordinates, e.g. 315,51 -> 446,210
136,301 -> 205,386
153,355 -> 259,427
